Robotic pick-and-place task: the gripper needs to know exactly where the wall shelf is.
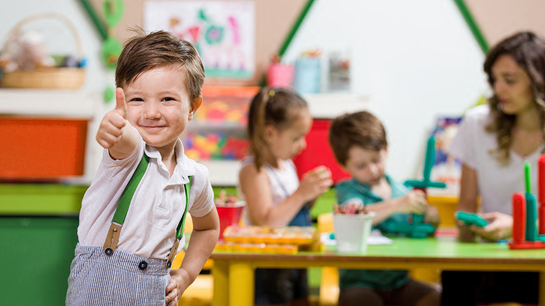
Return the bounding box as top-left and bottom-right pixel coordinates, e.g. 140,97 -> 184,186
0,89 -> 95,117
304,93 -> 370,119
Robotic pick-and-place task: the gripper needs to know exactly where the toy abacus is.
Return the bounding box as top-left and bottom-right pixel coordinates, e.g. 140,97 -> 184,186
508,156 -> 545,249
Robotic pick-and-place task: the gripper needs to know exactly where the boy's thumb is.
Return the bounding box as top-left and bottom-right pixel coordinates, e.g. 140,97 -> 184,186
115,87 -> 127,117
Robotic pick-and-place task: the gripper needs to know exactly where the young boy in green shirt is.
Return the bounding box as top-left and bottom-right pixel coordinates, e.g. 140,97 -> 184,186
329,111 -> 440,306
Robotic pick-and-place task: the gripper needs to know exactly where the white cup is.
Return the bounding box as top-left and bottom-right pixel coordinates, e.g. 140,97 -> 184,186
333,212 -> 375,253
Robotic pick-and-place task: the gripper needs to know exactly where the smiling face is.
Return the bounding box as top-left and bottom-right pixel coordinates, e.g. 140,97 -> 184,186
344,146 -> 387,187
491,54 -> 535,115
124,65 -> 201,155
265,109 -> 312,161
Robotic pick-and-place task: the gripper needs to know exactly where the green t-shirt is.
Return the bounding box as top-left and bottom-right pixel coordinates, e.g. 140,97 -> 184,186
334,175 -> 411,290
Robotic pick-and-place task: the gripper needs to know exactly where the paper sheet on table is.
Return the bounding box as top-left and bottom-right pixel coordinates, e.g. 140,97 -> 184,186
321,230 -> 393,246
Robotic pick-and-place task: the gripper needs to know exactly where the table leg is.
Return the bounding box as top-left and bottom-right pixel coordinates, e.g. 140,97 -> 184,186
229,262 -> 254,306
212,261 -> 229,306
538,271 -> 545,306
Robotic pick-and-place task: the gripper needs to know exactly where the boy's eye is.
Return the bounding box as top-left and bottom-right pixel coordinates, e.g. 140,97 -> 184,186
162,97 -> 176,102
129,98 -> 143,103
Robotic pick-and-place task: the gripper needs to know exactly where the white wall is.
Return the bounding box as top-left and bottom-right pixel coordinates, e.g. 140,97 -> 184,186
283,0 -> 490,181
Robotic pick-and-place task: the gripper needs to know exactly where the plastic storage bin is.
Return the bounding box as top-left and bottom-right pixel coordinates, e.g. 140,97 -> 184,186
0,116 -> 88,180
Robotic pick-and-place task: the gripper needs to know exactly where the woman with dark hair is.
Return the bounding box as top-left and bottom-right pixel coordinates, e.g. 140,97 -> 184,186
441,31 -> 544,305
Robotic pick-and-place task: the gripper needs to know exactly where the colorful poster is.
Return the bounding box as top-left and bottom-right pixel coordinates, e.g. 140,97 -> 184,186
144,1 -> 255,79
430,116 -> 463,196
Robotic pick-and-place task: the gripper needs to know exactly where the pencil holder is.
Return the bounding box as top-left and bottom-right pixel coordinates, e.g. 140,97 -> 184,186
333,212 -> 374,253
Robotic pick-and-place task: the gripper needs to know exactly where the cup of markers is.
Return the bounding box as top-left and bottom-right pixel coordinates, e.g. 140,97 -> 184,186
333,204 -> 375,253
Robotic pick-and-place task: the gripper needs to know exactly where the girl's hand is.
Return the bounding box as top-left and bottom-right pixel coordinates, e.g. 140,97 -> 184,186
397,190 -> 427,214
96,88 -> 128,149
470,211 -> 512,241
166,268 -> 191,305
297,166 -> 333,202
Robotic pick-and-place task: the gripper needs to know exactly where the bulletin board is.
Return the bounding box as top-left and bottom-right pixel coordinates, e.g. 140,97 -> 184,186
89,0 -> 309,86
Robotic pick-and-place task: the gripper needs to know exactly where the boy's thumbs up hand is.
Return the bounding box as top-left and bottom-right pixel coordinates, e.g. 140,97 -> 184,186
115,87 -> 127,118
96,87 -> 129,149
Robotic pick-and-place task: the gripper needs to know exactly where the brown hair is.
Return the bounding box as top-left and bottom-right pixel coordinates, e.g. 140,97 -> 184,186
329,111 -> 387,166
247,87 -> 308,170
483,31 -> 545,163
115,29 -> 205,101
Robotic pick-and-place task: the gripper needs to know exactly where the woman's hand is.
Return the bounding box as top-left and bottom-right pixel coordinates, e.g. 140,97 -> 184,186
470,212 -> 513,241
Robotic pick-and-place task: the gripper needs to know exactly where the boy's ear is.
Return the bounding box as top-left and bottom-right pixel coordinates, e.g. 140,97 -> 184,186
188,96 -> 203,121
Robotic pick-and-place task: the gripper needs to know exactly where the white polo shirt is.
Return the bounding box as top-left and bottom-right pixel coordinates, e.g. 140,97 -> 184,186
448,104 -> 543,215
78,130 -> 214,260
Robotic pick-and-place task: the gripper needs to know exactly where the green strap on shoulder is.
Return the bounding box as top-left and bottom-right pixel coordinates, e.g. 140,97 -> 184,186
177,177 -> 191,240
112,153 -> 150,224
111,154 -> 192,239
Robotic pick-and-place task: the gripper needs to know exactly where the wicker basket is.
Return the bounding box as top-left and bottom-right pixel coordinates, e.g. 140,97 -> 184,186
0,13 -> 85,89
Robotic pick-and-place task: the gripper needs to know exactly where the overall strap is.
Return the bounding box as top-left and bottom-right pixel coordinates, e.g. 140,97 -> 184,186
103,153 -> 149,256
167,177 -> 191,268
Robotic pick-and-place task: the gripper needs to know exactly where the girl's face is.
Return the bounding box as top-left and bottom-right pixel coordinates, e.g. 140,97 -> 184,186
344,147 -> 387,187
265,109 -> 312,161
124,66 -> 201,155
491,54 -> 535,115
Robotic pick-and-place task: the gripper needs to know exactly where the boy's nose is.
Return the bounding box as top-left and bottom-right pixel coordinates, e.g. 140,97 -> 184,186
144,102 -> 161,119
368,163 -> 378,175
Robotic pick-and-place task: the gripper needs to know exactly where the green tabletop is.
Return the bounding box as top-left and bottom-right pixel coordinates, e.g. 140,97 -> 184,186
211,235 -> 545,270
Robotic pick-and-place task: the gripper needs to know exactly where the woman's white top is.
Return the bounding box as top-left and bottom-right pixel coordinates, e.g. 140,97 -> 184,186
448,104 -> 543,215
237,157 -> 300,225
78,130 -> 214,260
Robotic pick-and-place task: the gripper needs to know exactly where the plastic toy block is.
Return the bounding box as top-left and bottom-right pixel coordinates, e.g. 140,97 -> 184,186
512,193 -> 526,244
539,155 -> 545,235
455,211 -> 488,228
404,136 -> 446,228
383,222 -> 436,239
508,241 -> 545,249
509,160 -> 545,250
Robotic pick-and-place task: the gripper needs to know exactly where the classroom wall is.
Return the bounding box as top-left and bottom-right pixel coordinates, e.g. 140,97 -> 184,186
2,0 -> 545,184
282,0 -> 488,182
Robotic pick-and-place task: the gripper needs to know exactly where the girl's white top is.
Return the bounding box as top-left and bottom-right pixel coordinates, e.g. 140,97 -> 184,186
78,129 -> 215,260
448,104 -> 543,215
237,157 -> 300,225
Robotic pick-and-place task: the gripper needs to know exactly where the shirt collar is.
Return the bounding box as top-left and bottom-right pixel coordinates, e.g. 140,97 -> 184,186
143,139 -> 194,185
351,174 -> 396,201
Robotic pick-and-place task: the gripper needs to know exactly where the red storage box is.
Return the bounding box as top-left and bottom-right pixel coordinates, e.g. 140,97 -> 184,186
216,203 -> 245,240
0,116 -> 88,181
293,119 -> 351,184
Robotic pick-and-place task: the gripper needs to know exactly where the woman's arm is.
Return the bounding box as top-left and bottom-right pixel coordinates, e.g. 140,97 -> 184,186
456,163 -> 479,241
